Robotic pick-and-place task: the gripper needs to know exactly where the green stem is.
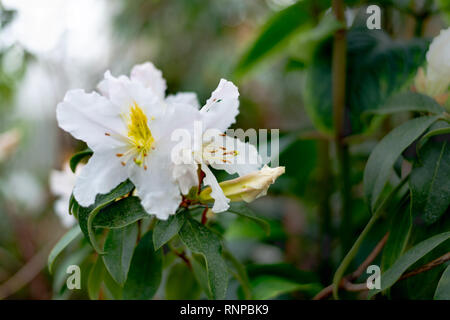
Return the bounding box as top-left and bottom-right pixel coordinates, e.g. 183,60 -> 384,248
332,176 -> 409,299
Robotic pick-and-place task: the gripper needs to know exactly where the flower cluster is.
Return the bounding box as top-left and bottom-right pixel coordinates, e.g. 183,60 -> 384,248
56,62 -> 284,220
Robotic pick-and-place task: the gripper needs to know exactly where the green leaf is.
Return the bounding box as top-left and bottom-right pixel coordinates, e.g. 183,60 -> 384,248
434,264 -> 450,300
179,217 -> 229,300
364,92 -> 445,117
234,1 -> 314,78
69,148 -> 93,173
226,203 -> 270,235
48,225 -> 82,274
381,205 -> 412,271
223,249 -> 252,300
191,253 -> 213,299
417,122 -> 450,153
88,257 -> 105,300
153,210 -> 187,250
123,231 -> 162,300
78,180 -> 134,253
165,262 -> 201,300
364,116 -> 439,211
369,231 -> 450,298
250,275 -> 322,300
102,223 -> 138,285
305,29 -> 428,134
93,196 -> 147,229
410,140 -> 450,224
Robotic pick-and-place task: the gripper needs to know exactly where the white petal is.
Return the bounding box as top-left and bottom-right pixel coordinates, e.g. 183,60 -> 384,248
201,79 -> 239,132
201,164 -> 229,213
73,150 -> 129,207
54,197 -> 76,228
56,89 -> 127,152
173,163 -> 198,195
130,150 -> 181,220
166,92 -> 200,109
130,62 -> 167,100
209,135 -> 262,176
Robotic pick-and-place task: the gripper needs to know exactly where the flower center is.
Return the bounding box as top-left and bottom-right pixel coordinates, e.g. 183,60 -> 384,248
123,103 -> 154,168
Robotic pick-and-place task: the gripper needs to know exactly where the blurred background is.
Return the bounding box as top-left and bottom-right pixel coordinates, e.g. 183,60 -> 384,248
0,0 -> 448,299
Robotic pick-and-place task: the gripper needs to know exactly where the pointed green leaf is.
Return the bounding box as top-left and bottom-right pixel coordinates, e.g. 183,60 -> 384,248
78,180 -> 134,253
179,217 -> 229,300
102,223 -> 138,285
153,210 -> 187,250
123,231 -> 162,300
434,264 -> 450,300
364,116 -> 439,211
369,231 -> 450,298
48,225 -> 82,274
223,249 -> 252,300
410,140 -> 450,224
165,262 -> 201,300
94,196 -> 148,229
250,275 -> 322,300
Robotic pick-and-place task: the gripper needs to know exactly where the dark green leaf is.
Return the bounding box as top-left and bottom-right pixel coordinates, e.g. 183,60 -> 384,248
226,203 -> 270,235
88,257 -> 105,300
381,206 -> 412,271
179,217 -> 229,300
69,148 -> 93,173
305,29 -> 428,134
191,253 -> 213,299
369,231 -> 450,298
434,264 -> 450,300
94,196 -> 148,229
364,116 -> 439,211
165,262 -> 201,300
102,223 -> 138,285
410,140 -> 450,224
78,180 -> 134,253
153,210 -> 187,250
123,231 -> 162,300
234,1 -> 313,78
48,225 -> 82,274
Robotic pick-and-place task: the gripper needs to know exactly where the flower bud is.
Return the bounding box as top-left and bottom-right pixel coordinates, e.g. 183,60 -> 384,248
199,165 -> 285,204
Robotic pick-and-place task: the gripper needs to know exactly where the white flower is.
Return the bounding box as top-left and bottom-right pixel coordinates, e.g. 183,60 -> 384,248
57,62 -> 200,220
415,27 -> 450,98
49,163 -> 80,228
172,79 -> 263,213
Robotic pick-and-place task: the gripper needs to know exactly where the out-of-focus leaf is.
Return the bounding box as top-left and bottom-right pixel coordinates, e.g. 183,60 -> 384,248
223,249 -> 252,300
123,231 -> 162,300
364,92 -> 445,118
226,203 -> 270,235
78,180 -> 134,253
165,262 -> 201,300
102,223 -> 138,285
234,1 -> 314,78
410,140 -> 450,224
305,29 -> 428,134
179,217 -> 229,300
88,257 -> 105,300
153,210 -> 187,250
48,225 -> 82,274
364,116 -> 439,211
93,196 -> 147,229
69,148 -> 92,173
250,275 -> 322,300
434,264 -> 450,300
369,231 -> 450,298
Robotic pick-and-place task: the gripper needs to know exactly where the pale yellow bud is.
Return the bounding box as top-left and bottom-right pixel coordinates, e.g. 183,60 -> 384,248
199,165 -> 285,204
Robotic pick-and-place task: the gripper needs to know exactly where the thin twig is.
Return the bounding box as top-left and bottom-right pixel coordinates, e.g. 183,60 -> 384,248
314,232 -> 389,300
399,252 -> 450,281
